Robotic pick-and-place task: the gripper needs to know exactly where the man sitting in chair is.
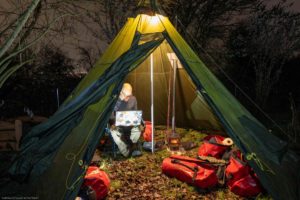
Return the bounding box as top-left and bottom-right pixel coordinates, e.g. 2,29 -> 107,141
109,83 -> 144,157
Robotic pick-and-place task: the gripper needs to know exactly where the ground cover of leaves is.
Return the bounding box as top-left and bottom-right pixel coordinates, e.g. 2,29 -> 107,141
97,127 -> 272,200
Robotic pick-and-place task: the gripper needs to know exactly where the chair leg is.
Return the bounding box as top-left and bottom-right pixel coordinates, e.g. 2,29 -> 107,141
108,132 -> 117,158
112,140 -> 117,158
106,127 -> 116,158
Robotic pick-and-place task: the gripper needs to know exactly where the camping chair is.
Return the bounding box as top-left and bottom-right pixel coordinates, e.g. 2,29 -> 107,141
106,125 -> 144,158
105,126 -> 118,158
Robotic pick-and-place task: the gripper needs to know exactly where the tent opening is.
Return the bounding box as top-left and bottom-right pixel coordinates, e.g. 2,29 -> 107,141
124,40 -> 224,133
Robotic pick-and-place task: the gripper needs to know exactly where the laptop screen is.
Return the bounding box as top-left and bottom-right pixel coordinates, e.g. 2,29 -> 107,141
115,110 -> 142,126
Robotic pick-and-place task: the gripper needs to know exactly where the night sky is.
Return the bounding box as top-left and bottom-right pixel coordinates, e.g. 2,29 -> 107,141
0,0 -> 299,74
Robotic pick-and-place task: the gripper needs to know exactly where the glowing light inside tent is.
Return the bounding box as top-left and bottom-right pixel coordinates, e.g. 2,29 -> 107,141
168,133 -> 181,151
150,15 -> 160,25
138,14 -> 165,34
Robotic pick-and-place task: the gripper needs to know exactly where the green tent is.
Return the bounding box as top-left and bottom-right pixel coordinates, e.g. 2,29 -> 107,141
4,14 -> 300,200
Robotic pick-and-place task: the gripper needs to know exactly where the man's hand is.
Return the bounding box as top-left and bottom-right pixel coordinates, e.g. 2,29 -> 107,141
139,124 -> 145,132
110,124 -> 116,130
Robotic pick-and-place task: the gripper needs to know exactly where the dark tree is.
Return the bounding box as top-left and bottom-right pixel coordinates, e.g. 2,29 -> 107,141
0,0 -> 75,88
0,46 -> 80,117
227,1 -> 300,108
0,0 -> 41,88
161,0 -> 259,49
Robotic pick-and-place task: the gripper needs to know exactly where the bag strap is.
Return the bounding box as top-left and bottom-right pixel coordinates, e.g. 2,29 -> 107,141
171,155 -> 208,164
171,159 -> 198,183
206,137 -> 228,147
196,155 -> 228,185
197,155 -> 228,166
216,165 -> 226,185
230,150 -> 247,166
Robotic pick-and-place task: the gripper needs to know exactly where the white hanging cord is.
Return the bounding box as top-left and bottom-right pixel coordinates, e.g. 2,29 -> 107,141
176,17 -> 292,142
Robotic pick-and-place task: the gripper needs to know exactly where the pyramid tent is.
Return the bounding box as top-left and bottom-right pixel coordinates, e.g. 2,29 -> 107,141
4,14 -> 300,200
124,40 -> 224,130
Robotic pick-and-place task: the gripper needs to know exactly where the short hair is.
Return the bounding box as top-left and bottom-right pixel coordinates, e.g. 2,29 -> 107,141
121,83 -> 132,96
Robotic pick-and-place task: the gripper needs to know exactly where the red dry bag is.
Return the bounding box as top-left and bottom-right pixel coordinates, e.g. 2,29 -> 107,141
228,174 -> 262,197
225,150 -> 250,183
225,150 -> 262,197
83,166 -> 110,200
143,121 -> 152,142
198,135 -> 229,158
162,155 -> 218,189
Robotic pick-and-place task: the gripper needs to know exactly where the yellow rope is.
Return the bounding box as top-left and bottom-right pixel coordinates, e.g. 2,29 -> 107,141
246,153 -> 275,175
61,94 -> 117,199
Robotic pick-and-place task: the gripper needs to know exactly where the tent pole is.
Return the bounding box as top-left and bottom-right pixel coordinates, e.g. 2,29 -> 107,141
171,59 -> 177,133
150,53 -> 155,153
166,60 -> 172,136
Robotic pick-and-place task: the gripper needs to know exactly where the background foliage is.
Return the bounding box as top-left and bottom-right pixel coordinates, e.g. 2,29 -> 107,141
0,0 -> 299,143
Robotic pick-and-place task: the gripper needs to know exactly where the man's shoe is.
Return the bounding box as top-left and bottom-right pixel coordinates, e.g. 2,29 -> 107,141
131,150 -> 142,157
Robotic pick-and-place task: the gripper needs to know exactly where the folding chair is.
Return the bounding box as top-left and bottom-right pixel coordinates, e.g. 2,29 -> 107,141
105,126 -> 118,158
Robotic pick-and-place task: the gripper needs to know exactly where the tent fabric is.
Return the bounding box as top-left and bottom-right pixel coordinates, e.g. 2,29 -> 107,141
160,19 -> 300,199
7,32 -> 164,199
125,40 -> 223,129
4,14 -> 300,200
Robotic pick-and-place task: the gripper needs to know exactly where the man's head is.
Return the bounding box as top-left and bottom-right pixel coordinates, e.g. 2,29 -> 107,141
119,83 -> 132,102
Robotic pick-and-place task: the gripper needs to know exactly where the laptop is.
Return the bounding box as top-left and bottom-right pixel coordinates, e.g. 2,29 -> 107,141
115,110 -> 143,126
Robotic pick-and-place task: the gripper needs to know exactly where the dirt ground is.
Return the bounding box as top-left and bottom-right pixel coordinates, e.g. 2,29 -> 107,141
96,127 -> 272,200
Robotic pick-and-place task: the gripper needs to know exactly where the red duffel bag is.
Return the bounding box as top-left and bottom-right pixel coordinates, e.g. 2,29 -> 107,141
225,150 -> 262,197
162,155 -> 218,189
198,135 -> 230,158
83,166 -> 110,200
228,174 -> 262,197
143,121 -> 152,142
225,150 -> 250,183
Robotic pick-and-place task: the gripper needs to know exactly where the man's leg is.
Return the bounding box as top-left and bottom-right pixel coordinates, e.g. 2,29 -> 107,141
130,127 -> 142,157
110,128 -> 130,157
130,126 -> 141,143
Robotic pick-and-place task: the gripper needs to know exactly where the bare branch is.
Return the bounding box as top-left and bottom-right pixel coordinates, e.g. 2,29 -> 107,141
0,0 -> 41,58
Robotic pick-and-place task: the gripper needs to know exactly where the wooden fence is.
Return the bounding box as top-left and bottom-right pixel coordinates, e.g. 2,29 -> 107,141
0,120 -> 22,151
